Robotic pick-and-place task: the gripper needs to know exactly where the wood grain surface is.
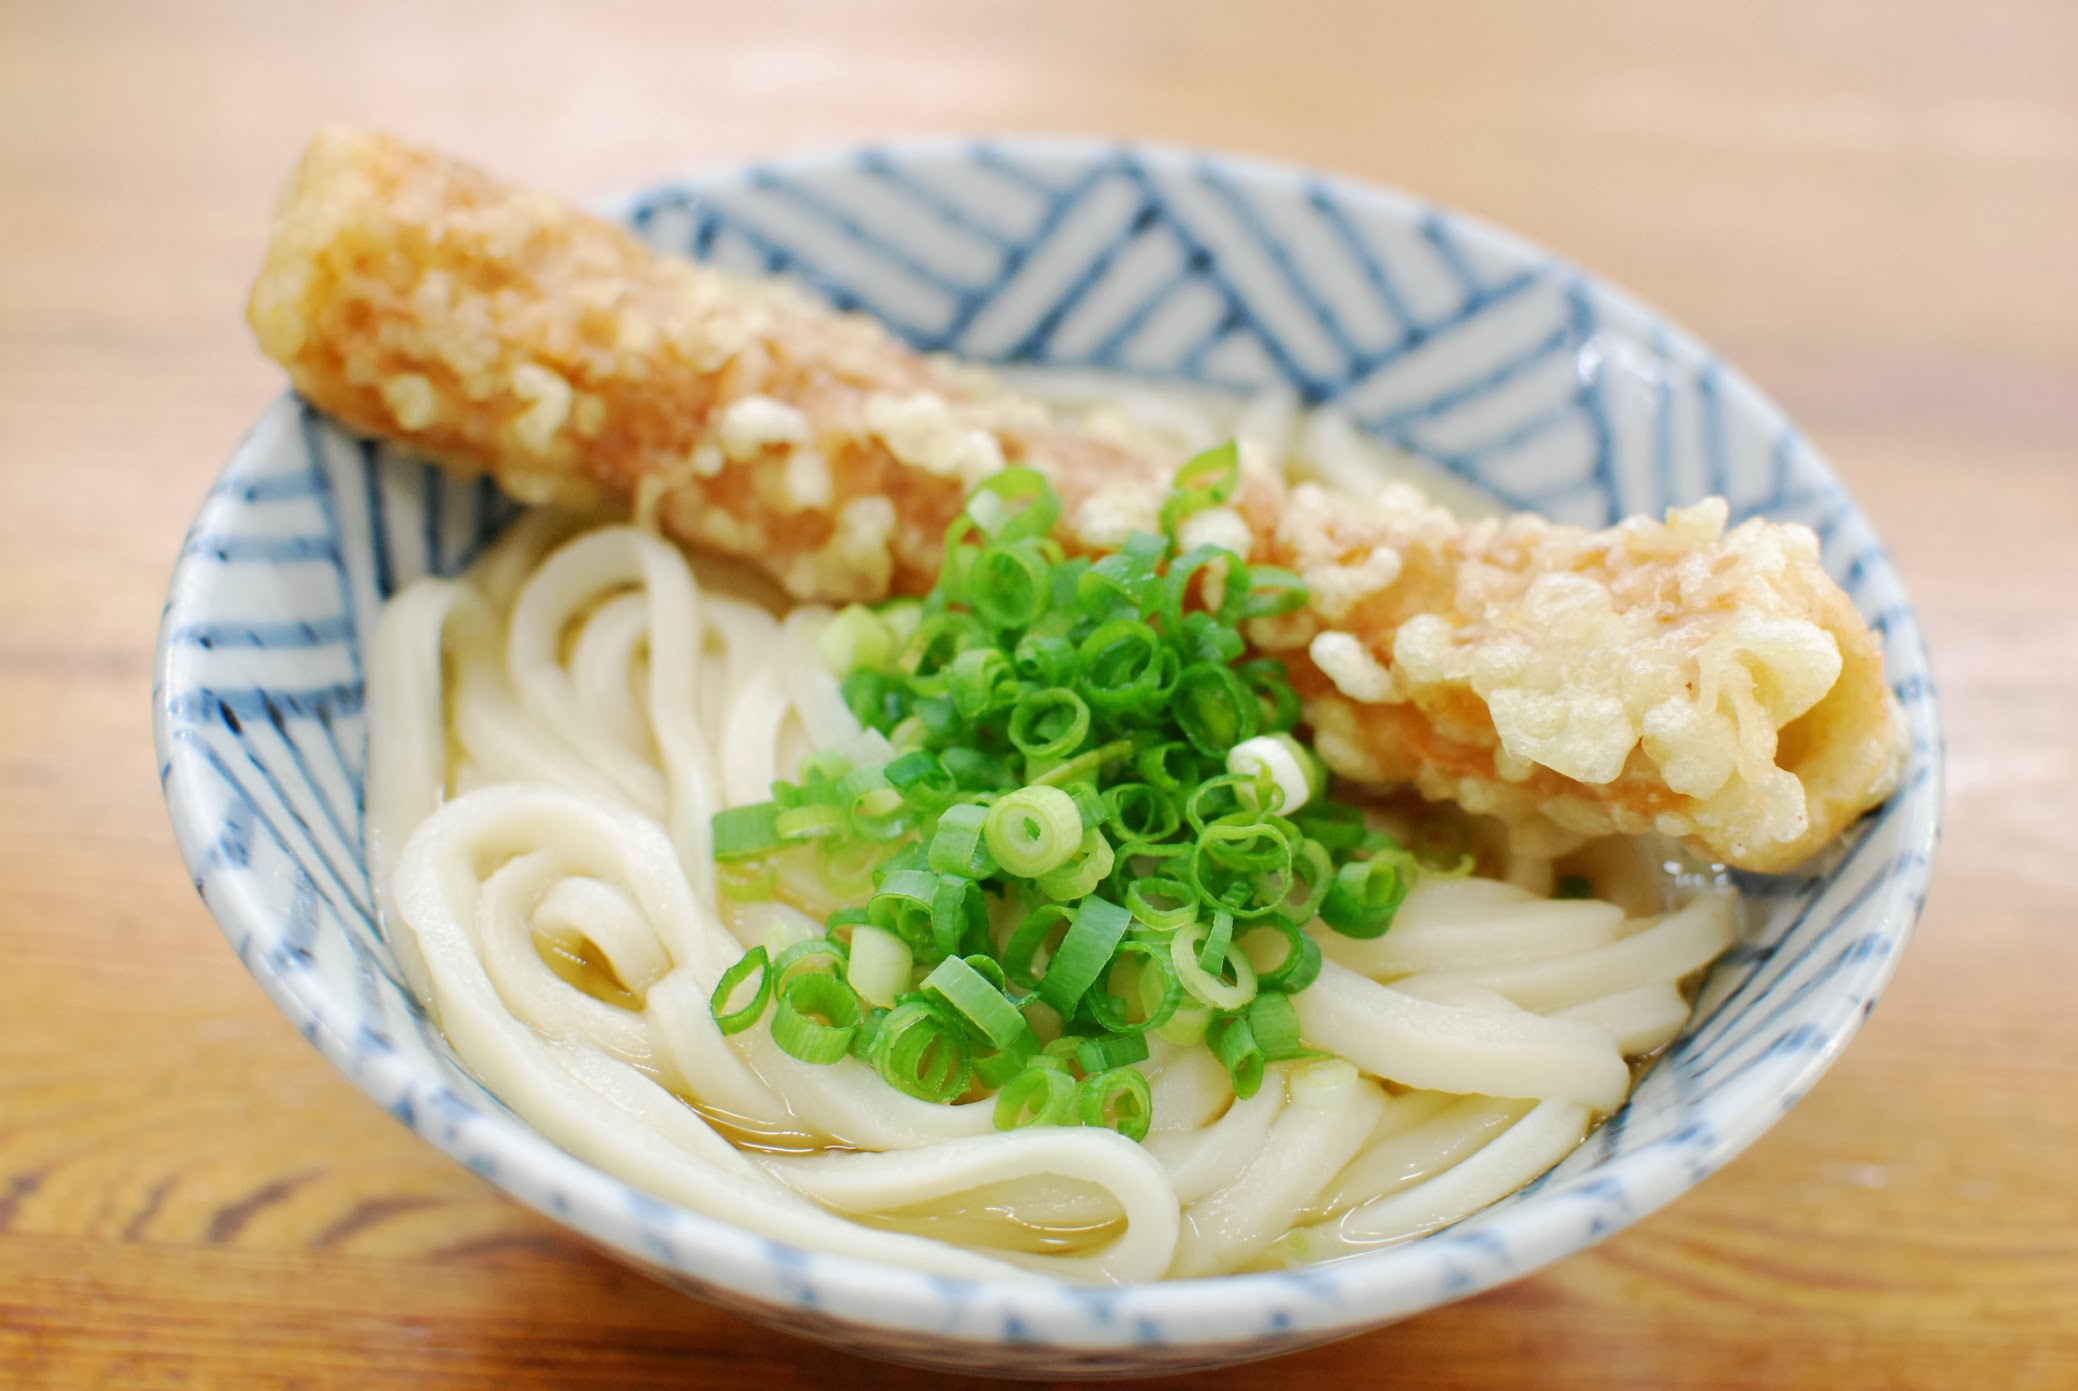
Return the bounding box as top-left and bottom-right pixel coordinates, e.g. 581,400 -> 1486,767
3,0 -> 2074,1386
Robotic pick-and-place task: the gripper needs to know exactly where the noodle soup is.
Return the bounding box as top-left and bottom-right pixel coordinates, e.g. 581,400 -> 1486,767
366,386 -> 1738,1284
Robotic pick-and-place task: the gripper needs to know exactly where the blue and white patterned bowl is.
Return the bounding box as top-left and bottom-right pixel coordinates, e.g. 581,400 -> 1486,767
154,139 -> 1940,1377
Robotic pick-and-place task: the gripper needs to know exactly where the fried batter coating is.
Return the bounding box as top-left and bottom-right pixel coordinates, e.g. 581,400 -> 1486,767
249,129 -> 1906,872
247,127 -> 1189,602
1236,484 -> 1906,873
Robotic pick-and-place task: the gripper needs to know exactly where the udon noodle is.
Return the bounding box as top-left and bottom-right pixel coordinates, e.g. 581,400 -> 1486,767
367,387 -> 1739,1284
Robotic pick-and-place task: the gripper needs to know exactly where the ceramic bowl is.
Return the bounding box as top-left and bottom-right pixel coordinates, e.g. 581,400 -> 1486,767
155,138 -> 1940,1377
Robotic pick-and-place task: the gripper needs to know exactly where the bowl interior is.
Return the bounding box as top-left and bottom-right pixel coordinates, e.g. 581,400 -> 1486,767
155,138 -> 1940,1376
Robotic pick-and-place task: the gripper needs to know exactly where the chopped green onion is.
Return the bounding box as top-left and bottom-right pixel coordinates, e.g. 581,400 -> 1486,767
845,924 -> 912,1009
1167,601 -> 1247,668
712,802 -> 786,861
964,466 -> 1060,541
1245,989 -> 1308,1061
870,999 -> 971,1103
1076,1067 -> 1154,1142
1236,657 -> 1303,733
915,694 -> 963,742
968,542 -> 1052,631
1182,772 -> 1256,835
973,1032 -> 1040,1090
949,646 -> 1017,718
774,802 -> 847,841
1103,782 -> 1181,842
1227,733 -> 1323,815
1320,857 -> 1410,939
1007,687 -> 1090,761
1172,917 -> 1259,1011
1294,799 -> 1367,852
709,947 -> 773,1035
1555,874 -> 1593,900
941,745 -> 1016,793
928,802 -> 997,878
1189,817 -> 1293,918
1207,1013 -> 1266,1099
1239,566 -> 1309,619
1136,740 -> 1199,793
1002,903 -> 1074,992
1030,738 -> 1134,790
1159,440 -> 1240,539
898,614 -> 981,696
929,874 -> 985,959
984,785 -> 1083,877
1236,917 -> 1324,995
868,869 -> 940,951
1013,633 -> 1077,684
1077,620 -> 1172,711
819,604 -> 897,674
1075,1032 -> 1149,1075
824,906 -> 870,946
1271,838 -> 1335,926
1085,940 -> 1181,1035
1034,827 -> 1114,900
1039,1033 -> 1087,1071
773,937 -> 847,984
1036,896 -> 1132,1016
921,955 -> 1031,1052
1075,536 -> 1164,619
771,973 -> 862,1064
994,1065 -> 1076,1130
1174,662 -> 1261,757
838,667 -> 894,729
851,1005 -> 889,1060
1196,908 -> 1236,976
1124,874 -> 1198,932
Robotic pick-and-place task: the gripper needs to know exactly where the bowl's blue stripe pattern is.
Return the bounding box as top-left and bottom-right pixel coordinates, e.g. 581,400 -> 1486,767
156,140 -> 1940,1377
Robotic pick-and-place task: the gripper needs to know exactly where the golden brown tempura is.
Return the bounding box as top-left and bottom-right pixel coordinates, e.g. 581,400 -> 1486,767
249,128 -> 1906,873
1241,485 -> 1905,871
246,127 -> 1211,601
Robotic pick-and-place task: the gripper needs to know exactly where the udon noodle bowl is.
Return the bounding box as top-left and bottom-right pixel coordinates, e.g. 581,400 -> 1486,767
366,381 -> 1740,1285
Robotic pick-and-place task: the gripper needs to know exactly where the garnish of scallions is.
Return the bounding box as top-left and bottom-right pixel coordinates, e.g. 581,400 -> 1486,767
704,443 -> 1441,1143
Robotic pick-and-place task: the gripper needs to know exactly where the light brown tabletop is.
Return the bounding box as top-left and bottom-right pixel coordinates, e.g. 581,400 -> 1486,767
3,0 -> 2074,1386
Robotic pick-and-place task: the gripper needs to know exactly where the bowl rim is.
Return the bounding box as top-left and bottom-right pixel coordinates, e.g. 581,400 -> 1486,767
156,134 -> 1943,1354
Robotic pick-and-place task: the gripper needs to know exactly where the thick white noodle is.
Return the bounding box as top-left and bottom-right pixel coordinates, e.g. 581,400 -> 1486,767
1295,959 -> 1632,1112
475,852 -> 656,1067
1144,1081 -> 1288,1206
1314,1095 -> 1536,1219
763,1129 -> 1181,1284
364,577 -> 493,999
729,1028 -> 1003,1150
1556,982 -> 1695,1057
1399,890 -> 1738,1014
531,876 -> 673,992
391,785 -> 1043,1280
1142,1038 -> 1238,1137
1169,1061 -> 1386,1278
1328,1099 -> 1593,1246
566,591 -> 654,759
1317,878 -> 1627,978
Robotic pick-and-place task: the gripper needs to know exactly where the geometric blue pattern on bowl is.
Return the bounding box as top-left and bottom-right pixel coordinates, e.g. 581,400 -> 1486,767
155,139 -> 1941,1377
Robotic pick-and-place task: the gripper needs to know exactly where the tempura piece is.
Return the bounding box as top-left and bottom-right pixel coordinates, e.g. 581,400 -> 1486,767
247,127 -> 1211,602
248,128 -> 1906,873
1238,484 -> 1906,872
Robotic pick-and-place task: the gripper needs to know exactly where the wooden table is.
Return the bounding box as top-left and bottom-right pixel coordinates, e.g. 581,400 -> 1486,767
4,0 -> 2073,1385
